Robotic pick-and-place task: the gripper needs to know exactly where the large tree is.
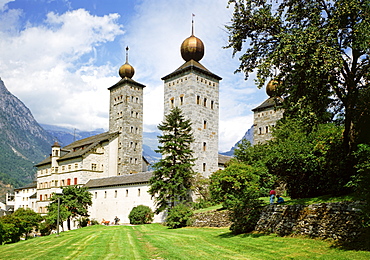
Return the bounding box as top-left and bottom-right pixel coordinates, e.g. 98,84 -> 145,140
47,186 -> 92,230
227,0 -> 370,153
149,107 -> 196,214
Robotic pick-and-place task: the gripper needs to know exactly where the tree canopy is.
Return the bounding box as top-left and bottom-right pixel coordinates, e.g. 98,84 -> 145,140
227,0 -> 370,152
47,186 -> 92,230
149,107 -> 196,214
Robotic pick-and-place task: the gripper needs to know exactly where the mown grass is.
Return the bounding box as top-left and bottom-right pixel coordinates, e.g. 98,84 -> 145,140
0,224 -> 369,259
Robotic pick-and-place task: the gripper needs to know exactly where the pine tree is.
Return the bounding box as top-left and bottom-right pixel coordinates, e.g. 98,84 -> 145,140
149,107 -> 196,214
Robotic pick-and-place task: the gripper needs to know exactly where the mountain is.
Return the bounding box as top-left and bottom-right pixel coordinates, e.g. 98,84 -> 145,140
0,78 -> 55,188
221,125 -> 254,156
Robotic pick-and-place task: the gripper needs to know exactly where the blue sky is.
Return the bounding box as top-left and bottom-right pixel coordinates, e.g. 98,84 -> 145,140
0,0 -> 268,152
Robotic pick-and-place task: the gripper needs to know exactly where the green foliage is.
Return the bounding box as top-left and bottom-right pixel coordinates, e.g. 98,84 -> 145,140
210,161 -> 261,208
227,0 -> 370,153
349,144 -> 370,226
209,161 -> 263,234
0,208 -> 43,244
128,205 -> 154,225
47,186 -> 92,230
165,203 -> 193,229
229,198 -> 263,234
266,121 -> 349,198
149,107 -> 196,214
233,140 -> 277,195
77,217 -> 90,228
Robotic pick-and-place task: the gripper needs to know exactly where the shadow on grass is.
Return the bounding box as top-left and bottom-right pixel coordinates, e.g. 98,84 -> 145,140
331,227 -> 370,251
218,231 -> 269,239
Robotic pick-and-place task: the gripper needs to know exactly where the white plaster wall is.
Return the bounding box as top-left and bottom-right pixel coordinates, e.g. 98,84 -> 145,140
88,184 -> 164,224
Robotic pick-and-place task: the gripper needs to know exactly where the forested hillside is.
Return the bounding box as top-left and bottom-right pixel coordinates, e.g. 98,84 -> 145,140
0,78 -> 54,189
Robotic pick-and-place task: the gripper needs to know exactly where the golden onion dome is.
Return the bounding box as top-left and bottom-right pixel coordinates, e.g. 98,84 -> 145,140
181,16 -> 204,62
181,35 -> 204,62
119,46 -> 135,79
266,79 -> 279,97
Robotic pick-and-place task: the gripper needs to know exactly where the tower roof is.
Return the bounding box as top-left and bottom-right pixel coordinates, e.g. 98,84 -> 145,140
119,46 -> 135,79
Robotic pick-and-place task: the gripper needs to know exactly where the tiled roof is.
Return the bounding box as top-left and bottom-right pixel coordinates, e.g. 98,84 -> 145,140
252,97 -> 283,112
35,131 -> 118,167
162,60 -> 222,81
108,77 -> 146,90
14,181 -> 37,191
84,172 -> 153,188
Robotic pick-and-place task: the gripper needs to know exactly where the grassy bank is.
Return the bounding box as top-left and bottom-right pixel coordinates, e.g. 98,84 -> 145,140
0,224 -> 369,259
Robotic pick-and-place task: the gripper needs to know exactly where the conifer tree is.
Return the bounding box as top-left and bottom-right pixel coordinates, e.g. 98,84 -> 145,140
149,107 -> 196,214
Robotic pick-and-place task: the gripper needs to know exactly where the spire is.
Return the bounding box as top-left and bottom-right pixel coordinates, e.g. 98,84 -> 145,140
191,14 -> 195,36
125,46 -> 129,63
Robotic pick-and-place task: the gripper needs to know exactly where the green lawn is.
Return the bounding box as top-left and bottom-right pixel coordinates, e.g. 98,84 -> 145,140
0,224 -> 369,259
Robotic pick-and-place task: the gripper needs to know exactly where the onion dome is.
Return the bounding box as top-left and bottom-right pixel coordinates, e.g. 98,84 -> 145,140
180,16 -> 204,62
266,79 -> 279,97
119,46 -> 135,79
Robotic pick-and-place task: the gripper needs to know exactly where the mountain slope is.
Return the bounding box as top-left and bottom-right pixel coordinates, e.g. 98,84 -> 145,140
221,125 -> 254,156
0,78 -> 55,187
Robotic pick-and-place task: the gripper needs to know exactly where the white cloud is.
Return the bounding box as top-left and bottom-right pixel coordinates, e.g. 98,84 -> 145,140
0,8 -> 124,131
0,0 -> 14,11
0,1 -> 268,152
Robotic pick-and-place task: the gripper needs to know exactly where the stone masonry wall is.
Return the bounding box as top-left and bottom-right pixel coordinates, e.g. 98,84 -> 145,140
191,201 -> 364,241
255,201 -> 364,241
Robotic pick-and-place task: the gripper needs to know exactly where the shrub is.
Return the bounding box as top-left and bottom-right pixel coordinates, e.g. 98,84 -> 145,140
166,203 -> 193,229
128,205 -> 154,225
229,198 -> 263,234
77,217 -> 89,228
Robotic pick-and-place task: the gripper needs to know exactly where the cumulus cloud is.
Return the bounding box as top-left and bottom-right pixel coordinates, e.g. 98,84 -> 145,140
0,8 -> 124,130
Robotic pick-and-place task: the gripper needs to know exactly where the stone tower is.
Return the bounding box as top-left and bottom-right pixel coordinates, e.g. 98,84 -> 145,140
108,47 -> 145,174
161,21 -> 221,178
252,80 -> 283,144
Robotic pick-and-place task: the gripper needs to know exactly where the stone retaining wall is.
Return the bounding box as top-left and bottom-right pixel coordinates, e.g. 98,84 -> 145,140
191,201 -> 364,241
192,210 -> 231,227
256,201 -> 364,241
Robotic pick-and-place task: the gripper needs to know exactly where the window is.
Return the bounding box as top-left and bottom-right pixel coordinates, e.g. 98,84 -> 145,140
203,120 -> 207,129
138,189 -> 141,197
197,95 -> 200,105
75,163 -> 78,169
211,101 -> 214,109
126,189 -> 128,197
95,192 -> 97,199
170,98 -> 174,108
104,191 -> 107,198
180,96 -> 183,105
74,178 -> 77,185
61,180 -> 65,186
115,190 -> 117,198
203,142 -> 207,151
204,98 -> 207,107
92,163 -> 97,171
40,195 -> 42,201
67,179 -> 71,186
203,163 -> 206,172
259,127 -> 262,135
266,126 -> 269,133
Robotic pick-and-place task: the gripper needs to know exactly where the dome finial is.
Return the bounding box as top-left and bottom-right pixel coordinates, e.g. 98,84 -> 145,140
125,46 -> 129,63
180,15 -> 204,62
119,46 -> 135,79
191,13 -> 195,36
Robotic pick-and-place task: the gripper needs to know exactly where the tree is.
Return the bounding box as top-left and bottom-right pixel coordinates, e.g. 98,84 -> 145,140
266,120 -> 348,198
12,208 -> 43,239
149,107 -> 196,214
209,161 -> 263,234
227,0 -> 370,153
47,186 -> 92,230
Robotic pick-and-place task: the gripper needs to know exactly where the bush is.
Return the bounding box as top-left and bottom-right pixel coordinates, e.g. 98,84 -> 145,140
166,203 -> 193,229
128,205 -> 154,225
229,198 -> 263,234
77,217 -> 89,228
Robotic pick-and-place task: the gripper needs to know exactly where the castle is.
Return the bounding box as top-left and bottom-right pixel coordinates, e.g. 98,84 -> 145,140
8,22 -> 229,226
8,22 -> 282,226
